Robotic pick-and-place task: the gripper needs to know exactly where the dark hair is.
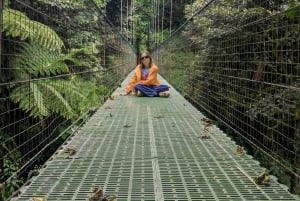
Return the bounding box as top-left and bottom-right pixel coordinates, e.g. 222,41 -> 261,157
139,50 -> 152,68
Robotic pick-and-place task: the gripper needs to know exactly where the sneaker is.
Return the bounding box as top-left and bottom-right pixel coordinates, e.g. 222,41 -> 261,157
159,91 -> 170,98
136,90 -> 143,97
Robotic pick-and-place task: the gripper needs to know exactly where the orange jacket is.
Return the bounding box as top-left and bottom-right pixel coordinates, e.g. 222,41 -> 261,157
126,64 -> 160,93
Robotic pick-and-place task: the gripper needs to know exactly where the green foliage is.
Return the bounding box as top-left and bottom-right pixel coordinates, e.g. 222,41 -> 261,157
93,0 -> 111,8
107,0 -> 190,51
36,0 -> 85,8
0,175 -> 23,200
67,78 -> 107,113
0,134 -> 21,180
169,69 -> 188,92
185,1 -> 271,42
42,0 -> 105,73
1,22 -> 106,120
10,76 -> 104,120
12,43 -> 70,79
0,2 -> 109,122
0,0 -> 124,199
285,0 -> 300,19
10,82 -> 49,118
36,0 -> 105,52
68,44 -> 101,70
0,133 -> 23,200
9,42 -> 104,120
2,9 -> 64,51
160,0 -> 300,194
248,86 -> 300,121
4,36 -> 104,119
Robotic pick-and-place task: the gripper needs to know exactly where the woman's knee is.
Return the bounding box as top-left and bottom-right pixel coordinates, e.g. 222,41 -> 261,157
158,84 -> 170,91
134,84 -> 143,89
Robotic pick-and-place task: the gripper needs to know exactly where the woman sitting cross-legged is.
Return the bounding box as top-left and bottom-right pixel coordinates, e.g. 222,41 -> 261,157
120,50 -> 170,97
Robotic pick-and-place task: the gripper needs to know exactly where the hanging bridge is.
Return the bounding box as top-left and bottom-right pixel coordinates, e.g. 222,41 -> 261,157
1,0 -> 300,200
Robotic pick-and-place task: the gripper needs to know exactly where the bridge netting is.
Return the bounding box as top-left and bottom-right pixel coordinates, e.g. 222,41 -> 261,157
0,0 -> 300,199
153,0 -> 300,194
0,0 -> 135,198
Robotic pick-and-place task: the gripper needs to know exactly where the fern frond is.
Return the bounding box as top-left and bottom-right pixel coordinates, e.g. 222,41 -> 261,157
45,78 -> 101,116
13,43 -> 69,79
3,8 -> 64,51
10,76 -> 102,120
49,80 -> 86,99
30,82 -> 49,117
10,79 -> 76,119
65,45 -> 100,66
38,80 -> 75,119
10,82 -> 49,118
68,78 -> 102,112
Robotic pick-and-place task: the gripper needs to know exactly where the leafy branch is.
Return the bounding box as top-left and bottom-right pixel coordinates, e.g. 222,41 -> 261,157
2,8 -> 64,51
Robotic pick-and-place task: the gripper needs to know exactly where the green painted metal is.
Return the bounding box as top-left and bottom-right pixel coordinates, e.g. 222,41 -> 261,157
13,75 -> 298,201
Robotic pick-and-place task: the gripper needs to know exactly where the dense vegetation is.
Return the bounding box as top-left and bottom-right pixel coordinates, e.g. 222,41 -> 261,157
155,0 -> 300,195
0,0 -> 127,199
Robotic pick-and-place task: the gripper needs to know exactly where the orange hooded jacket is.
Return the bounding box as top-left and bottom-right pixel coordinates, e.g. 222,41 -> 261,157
125,64 -> 160,93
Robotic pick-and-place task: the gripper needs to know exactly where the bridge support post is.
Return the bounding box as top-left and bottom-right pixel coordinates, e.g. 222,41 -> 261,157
0,0 -> 3,67
0,0 -> 3,186
290,120 -> 300,194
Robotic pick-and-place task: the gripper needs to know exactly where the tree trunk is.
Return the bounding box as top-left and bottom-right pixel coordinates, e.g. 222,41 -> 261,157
290,173 -> 300,194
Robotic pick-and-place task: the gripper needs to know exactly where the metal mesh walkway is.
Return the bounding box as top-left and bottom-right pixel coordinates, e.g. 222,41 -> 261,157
13,74 -> 298,201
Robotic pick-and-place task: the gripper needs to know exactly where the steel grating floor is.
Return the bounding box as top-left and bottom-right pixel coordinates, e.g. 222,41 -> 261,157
13,74 -> 298,201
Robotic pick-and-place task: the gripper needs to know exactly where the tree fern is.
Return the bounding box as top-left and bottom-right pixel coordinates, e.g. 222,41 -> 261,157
38,80 -> 75,119
10,76 -> 101,121
44,78 -> 101,117
10,82 -> 49,118
57,78 -> 102,113
10,42 -> 101,120
10,79 -> 78,120
12,43 -> 69,79
2,8 -> 64,51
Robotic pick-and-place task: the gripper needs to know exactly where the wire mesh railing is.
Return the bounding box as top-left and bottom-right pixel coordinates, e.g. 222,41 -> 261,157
153,0 -> 300,195
0,0 -> 135,198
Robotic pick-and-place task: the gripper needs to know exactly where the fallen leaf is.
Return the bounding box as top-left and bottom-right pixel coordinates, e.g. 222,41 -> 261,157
64,147 -> 76,156
234,145 -> 244,156
89,187 -> 116,201
198,135 -> 211,139
254,170 -> 270,186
